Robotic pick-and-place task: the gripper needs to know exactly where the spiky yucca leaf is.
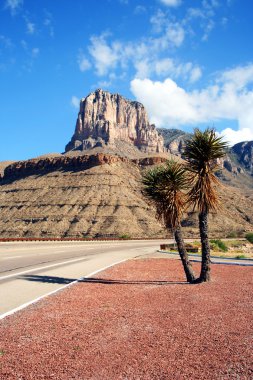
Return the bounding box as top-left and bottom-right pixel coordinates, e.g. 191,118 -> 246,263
184,128 -> 228,212
184,128 -> 227,166
142,160 -> 189,229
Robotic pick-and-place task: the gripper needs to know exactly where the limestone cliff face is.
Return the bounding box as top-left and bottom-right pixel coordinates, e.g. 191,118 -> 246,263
65,89 -> 164,153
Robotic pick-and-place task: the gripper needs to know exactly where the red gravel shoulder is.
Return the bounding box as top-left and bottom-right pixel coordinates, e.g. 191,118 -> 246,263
0,259 -> 252,380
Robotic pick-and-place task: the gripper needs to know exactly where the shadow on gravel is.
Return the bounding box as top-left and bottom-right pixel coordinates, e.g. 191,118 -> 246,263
82,277 -> 187,285
19,274 -> 187,285
19,275 -> 75,284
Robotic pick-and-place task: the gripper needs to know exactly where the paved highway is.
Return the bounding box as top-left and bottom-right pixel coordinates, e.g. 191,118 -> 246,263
0,240 -> 169,317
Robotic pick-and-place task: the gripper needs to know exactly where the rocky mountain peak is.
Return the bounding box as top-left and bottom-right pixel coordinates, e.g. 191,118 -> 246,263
65,89 -> 164,154
232,141 -> 253,174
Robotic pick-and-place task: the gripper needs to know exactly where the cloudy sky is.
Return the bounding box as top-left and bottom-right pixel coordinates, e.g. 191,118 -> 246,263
0,0 -> 253,160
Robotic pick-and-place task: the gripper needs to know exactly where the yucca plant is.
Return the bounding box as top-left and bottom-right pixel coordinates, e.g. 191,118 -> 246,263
184,128 -> 228,282
142,160 -> 195,283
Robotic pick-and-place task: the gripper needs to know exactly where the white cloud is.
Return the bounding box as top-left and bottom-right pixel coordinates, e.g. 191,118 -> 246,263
23,16 -> 36,35
78,53 -> 91,72
186,0 -> 219,41
130,63 -> 253,145
31,48 -> 39,57
153,58 -> 202,82
134,5 -> 146,14
0,35 -> 13,48
97,80 -> 112,88
131,78 -> 197,126
88,34 -> 120,76
159,0 -> 181,7
45,22 -> 54,37
165,23 -> 185,47
85,25 -> 187,80
134,60 -> 151,79
219,64 -> 253,89
202,19 -> 215,41
221,17 -> 228,26
155,58 -> 174,76
20,39 -> 27,50
80,0 -> 222,82
43,10 -> 54,37
218,128 -> 253,146
26,21 -> 35,35
80,29 -> 201,86
189,66 -> 202,83
71,96 -> 80,109
5,0 -> 23,14
150,10 -> 167,33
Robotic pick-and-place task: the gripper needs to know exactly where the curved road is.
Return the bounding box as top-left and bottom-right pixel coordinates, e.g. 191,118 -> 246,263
1,240 -> 252,319
0,240 -> 169,317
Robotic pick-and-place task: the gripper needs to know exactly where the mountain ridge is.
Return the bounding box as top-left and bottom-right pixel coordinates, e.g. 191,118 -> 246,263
0,89 -> 252,238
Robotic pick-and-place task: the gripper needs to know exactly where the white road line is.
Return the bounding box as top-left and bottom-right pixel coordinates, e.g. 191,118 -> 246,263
0,243 -> 126,252
1,256 -> 22,260
0,258 -> 127,320
0,256 -> 89,281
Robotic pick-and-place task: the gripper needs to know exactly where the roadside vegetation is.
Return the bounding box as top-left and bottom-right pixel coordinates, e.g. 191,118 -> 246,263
119,234 -> 131,239
245,232 -> 253,244
164,239 -> 253,259
210,239 -> 228,252
142,128 -> 228,283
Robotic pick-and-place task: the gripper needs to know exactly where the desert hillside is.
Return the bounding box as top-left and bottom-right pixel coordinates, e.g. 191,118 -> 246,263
0,89 -> 252,239
0,152 -> 252,239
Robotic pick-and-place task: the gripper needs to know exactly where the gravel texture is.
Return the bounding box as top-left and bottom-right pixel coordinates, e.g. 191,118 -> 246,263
0,258 -> 252,380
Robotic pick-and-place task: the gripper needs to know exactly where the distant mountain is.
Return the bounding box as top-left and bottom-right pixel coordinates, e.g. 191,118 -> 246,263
157,128 -> 191,155
232,141 -> 253,175
158,128 -> 253,184
0,90 -> 252,239
65,89 -> 164,155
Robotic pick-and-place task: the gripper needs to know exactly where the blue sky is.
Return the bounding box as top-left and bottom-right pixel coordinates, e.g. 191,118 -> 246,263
0,0 -> 253,161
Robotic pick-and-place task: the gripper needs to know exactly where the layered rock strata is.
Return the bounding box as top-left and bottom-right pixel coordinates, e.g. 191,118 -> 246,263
0,153 -> 252,238
65,89 -> 164,154
2,154 -> 167,181
0,159 -> 167,239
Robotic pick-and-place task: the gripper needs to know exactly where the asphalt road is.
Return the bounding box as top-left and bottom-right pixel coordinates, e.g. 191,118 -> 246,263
0,240 -> 169,317
1,240 -> 252,319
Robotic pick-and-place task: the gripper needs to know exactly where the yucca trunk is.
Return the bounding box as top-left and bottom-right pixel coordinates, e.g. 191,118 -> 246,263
174,226 -> 196,283
198,211 -> 211,282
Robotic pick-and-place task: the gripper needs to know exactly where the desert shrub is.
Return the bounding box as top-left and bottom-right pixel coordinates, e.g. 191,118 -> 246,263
210,239 -> 228,252
236,230 -> 245,238
226,231 -> 237,238
245,233 -> 253,244
119,234 -> 131,239
235,254 -> 246,259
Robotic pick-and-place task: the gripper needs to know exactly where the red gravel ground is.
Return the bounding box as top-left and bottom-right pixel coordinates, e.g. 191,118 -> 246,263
0,258 -> 252,380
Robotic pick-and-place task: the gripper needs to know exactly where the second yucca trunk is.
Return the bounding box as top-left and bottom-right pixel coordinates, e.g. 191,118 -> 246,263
199,211 -> 211,282
174,226 -> 196,283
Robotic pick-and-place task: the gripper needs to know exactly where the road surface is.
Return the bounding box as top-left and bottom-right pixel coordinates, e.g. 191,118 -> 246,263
0,240 -> 169,317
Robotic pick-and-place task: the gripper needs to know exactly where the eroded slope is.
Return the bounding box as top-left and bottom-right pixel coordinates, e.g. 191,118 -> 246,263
0,154 -> 252,238
0,160 -> 166,238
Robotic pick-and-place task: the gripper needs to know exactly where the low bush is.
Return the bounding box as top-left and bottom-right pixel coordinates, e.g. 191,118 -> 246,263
119,234 -> 131,240
226,231 -> 237,238
245,233 -> 253,244
235,254 -> 246,259
210,239 -> 228,252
